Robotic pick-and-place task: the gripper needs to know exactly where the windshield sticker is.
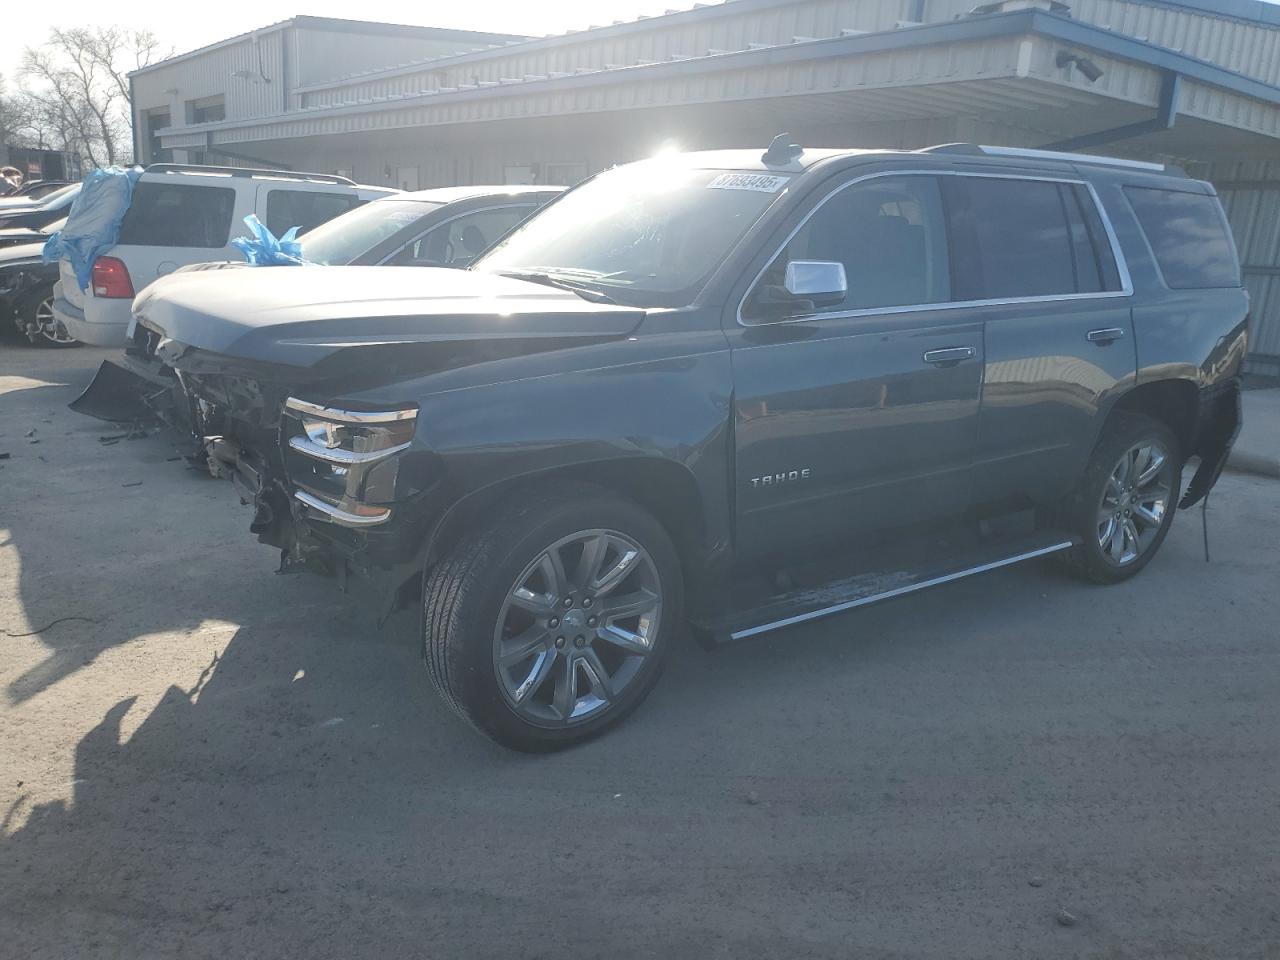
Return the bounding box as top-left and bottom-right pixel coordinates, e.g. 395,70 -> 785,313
706,173 -> 790,193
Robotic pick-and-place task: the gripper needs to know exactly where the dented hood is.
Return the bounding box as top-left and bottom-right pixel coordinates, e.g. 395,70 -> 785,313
132,266 -> 646,374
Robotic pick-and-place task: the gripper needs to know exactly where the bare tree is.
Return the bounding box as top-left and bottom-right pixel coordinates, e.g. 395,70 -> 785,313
17,27 -> 167,167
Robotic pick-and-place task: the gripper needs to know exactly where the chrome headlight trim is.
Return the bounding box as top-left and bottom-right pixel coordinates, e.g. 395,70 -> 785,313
284,397 -> 417,425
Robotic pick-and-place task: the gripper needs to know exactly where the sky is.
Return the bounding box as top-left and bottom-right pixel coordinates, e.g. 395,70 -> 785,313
3,0 -> 686,85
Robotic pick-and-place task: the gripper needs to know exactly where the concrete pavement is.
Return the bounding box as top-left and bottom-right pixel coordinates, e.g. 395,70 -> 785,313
2,347 -> 1279,960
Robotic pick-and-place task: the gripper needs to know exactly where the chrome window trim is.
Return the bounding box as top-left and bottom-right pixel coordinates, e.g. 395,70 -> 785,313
736,169 -> 1133,329
374,202 -> 539,266
284,397 -> 417,424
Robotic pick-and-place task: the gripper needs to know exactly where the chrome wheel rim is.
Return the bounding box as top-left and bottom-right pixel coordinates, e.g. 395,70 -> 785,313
34,297 -> 75,344
493,529 -> 661,726
1097,441 -> 1172,566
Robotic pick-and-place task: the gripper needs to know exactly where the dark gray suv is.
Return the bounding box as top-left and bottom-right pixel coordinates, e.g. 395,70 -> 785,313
133,140 -> 1248,750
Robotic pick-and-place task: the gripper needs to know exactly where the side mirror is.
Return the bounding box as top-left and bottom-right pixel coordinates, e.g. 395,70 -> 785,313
784,260 -> 847,307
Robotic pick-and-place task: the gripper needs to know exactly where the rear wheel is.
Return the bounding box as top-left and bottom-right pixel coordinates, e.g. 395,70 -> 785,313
20,289 -> 78,346
1054,413 -> 1181,583
423,485 -> 682,751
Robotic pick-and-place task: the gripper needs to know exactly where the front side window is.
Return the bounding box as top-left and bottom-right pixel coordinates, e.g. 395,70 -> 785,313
265,190 -> 361,238
387,205 -> 536,267
118,182 -> 235,248
743,175 -> 950,322
476,163 -> 792,307
1124,187 -> 1239,289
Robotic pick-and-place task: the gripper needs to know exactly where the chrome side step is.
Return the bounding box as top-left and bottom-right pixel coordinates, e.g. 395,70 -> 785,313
696,533 -> 1077,645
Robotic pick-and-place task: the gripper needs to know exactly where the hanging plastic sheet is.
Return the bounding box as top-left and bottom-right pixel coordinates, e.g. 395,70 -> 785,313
41,166 -> 143,290
230,214 -> 304,266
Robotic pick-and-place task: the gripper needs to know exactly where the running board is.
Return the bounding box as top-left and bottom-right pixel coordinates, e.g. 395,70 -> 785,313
694,532 -> 1077,645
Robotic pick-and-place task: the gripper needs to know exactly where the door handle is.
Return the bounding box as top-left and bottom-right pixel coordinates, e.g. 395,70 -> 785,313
1087,327 -> 1126,344
922,346 -> 976,366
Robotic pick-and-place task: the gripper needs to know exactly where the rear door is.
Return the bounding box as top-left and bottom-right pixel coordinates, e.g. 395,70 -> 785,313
112,178 -> 238,288
729,172 -> 985,558
941,173 -> 1136,505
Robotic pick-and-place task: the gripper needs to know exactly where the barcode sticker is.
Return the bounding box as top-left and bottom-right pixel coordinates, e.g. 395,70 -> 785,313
706,173 -> 790,193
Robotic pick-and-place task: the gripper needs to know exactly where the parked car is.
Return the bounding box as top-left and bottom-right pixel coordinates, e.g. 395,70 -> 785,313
129,141 -> 1247,750
52,164 -> 396,347
0,216 -> 66,251
0,241 -> 68,345
12,180 -> 70,200
71,185 -> 563,421
0,183 -> 80,228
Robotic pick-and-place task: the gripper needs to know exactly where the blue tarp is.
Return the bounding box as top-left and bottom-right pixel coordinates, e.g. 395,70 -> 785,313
42,166 -> 143,290
231,214 -> 303,266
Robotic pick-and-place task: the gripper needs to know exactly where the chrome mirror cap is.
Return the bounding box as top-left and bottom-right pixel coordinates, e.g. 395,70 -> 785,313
784,260 -> 847,299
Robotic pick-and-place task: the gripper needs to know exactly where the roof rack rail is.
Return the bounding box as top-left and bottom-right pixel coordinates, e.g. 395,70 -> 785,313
917,143 -> 1176,173
144,163 -> 357,186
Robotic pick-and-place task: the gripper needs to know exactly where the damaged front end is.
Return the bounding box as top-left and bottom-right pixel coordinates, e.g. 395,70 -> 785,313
158,335 -> 443,618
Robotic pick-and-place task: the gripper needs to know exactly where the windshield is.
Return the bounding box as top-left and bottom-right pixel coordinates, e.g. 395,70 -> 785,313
36,183 -> 79,206
474,164 -> 791,306
298,198 -> 439,265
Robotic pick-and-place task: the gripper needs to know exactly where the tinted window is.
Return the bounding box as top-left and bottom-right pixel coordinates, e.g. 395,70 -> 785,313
118,182 -> 235,248
1124,187 -> 1239,289
265,190 -> 361,237
743,175 -> 949,321
299,198 -> 439,265
387,205 -> 536,266
944,177 -> 1090,300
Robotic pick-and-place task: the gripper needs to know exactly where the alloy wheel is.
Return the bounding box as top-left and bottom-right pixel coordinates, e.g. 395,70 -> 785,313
493,529 -> 662,726
1096,440 -> 1172,566
33,296 -> 76,344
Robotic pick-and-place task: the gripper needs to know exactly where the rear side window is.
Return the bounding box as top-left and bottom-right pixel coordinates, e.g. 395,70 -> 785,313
118,182 -> 236,248
266,190 -> 361,237
943,177 -> 1117,300
1124,187 -> 1239,289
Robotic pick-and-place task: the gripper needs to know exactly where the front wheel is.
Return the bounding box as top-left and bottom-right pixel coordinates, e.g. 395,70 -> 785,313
423,485 -> 683,751
1054,413 -> 1181,584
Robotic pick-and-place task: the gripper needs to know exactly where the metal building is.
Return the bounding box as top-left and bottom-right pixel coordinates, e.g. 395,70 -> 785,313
130,2 -> 1280,372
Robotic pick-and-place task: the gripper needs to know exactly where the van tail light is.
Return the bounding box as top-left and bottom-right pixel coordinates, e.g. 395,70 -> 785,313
92,257 -> 135,298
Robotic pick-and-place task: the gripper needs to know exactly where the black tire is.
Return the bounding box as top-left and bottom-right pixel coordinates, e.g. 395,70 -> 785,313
19,287 -> 78,347
1053,412 -> 1182,584
423,483 -> 683,751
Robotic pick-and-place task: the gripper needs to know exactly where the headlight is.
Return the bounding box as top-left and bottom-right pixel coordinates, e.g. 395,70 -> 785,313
282,398 -> 419,526
285,398 -> 417,464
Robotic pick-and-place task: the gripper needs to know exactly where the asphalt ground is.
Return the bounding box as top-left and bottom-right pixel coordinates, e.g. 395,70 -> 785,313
3,345 -> 1278,959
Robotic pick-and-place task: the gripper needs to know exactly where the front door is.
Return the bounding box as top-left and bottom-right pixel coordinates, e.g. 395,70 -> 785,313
729,173 -> 984,558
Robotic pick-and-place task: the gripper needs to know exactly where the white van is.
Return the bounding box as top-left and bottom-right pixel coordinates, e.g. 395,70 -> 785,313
53,164 -> 395,347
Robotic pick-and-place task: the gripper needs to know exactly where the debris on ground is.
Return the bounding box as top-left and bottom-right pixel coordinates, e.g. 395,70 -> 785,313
0,452 -> 9,460
122,481 -> 143,488
1056,908 -> 1077,927
24,428 -> 36,438
1029,876 -> 1045,887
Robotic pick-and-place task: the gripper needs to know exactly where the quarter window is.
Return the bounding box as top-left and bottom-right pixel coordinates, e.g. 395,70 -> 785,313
743,175 -> 950,322
1124,187 -> 1239,289
265,190 -> 362,237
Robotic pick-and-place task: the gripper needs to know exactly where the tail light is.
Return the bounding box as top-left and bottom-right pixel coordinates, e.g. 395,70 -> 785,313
92,257 -> 135,298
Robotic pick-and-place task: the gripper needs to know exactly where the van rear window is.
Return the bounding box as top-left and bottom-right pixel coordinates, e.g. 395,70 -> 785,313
1124,187 -> 1239,289
118,182 -> 236,248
